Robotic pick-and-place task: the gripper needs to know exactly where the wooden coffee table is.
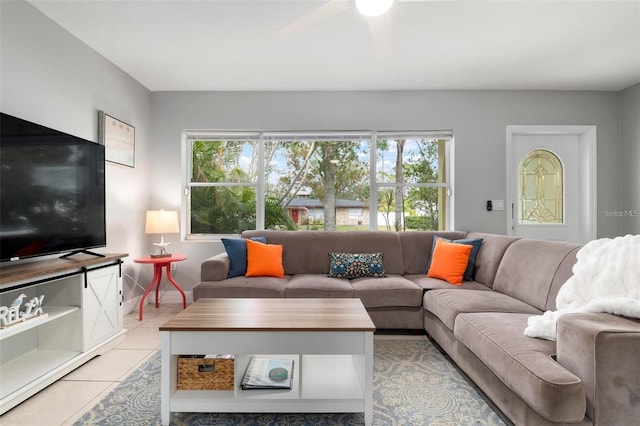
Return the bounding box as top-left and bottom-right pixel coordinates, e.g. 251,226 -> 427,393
159,298 -> 376,425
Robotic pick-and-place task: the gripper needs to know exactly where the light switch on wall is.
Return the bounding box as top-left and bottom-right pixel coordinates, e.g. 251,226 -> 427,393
492,200 -> 505,211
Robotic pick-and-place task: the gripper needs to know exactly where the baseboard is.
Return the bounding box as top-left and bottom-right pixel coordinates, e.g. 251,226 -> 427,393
122,296 -> 139,316
155,290 -> 194,305
122,291 -> 193,316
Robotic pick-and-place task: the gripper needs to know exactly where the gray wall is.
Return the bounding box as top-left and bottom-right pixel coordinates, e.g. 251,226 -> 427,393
151,90 -> 624,291
0,1 -> 153,302
620,84 -> 640,235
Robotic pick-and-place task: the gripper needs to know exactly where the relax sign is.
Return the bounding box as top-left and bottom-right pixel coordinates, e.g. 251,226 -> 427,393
0,294 -> 45,328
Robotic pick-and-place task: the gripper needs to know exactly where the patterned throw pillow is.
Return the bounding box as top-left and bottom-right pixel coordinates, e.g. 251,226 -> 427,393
328,252 -> 387,279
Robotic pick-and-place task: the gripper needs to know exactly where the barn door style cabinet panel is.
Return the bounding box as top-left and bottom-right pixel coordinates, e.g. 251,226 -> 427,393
0,253 -> 127,414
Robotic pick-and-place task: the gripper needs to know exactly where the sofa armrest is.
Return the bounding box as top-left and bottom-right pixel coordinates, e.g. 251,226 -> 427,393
556,312 -> 640,425
201,253 -> 230,281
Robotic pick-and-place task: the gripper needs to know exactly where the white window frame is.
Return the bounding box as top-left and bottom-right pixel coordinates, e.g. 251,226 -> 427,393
371,131 -> 454,231
182,131 -> 262,240
182,130 -> 454,240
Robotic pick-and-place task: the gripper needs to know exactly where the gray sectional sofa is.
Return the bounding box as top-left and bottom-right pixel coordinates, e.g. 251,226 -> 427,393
193,230 -> 640,426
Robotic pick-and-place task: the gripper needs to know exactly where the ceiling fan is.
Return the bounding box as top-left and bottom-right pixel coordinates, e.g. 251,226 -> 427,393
279,0 -> 419,58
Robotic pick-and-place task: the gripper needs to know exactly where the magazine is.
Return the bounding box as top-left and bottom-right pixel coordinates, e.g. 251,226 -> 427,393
241,356 -> 294,390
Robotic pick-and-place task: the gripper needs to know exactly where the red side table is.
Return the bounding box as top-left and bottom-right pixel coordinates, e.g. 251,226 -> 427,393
134,254 -> 187,321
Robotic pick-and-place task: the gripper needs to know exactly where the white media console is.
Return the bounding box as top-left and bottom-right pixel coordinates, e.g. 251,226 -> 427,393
0,253 -> 127,414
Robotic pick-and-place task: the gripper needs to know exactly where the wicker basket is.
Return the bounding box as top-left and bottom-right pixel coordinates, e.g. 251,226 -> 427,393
177,355 -> 234,390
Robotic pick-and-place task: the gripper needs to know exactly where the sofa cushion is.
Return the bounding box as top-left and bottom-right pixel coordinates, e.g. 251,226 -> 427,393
398,231 -> 466,275
221,236 -> 267,278
463,232 -> 520,288
493,239 -> 581,311
328,252 -> 386,278
426,239 -> 473,285
454,312 -> 586,423
242,230 -> 405,275
285,274 -> 353,298
423,288 -> 541,331
351,274 -> 422,308
407,275 -> 491,291
193,276 -> 290,300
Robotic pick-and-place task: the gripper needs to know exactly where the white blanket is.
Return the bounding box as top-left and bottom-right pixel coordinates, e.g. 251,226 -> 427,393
524,234 -> 640,341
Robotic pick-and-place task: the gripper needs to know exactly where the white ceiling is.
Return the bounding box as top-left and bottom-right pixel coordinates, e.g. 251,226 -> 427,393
30,0 -> 640,92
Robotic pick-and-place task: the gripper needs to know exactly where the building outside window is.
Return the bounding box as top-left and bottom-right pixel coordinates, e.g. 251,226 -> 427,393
183,131 -> 452,239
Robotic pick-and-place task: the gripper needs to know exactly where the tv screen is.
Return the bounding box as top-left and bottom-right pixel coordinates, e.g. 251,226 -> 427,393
0,113 -> 106,262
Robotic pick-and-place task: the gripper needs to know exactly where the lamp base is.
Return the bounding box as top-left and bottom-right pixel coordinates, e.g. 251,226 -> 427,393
150,253 -> 172,258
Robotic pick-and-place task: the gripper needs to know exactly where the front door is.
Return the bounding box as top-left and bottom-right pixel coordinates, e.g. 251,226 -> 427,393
506,125 -> 597,243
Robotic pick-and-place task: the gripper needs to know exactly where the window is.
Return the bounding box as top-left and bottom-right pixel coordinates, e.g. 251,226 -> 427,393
184,131 -> 452,239
375,134 -> 449,231
518,149 -> 564,224
348,209 -> 363,219
188,134 -> 263,235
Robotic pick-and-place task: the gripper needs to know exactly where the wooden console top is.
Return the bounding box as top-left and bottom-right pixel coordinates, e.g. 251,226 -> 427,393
0,253 -> 128,285
160,298 -> 376,332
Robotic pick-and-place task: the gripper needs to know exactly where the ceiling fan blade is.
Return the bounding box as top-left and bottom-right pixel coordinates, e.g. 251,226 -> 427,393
367,12 -> 393,58
280,0 -> 352,35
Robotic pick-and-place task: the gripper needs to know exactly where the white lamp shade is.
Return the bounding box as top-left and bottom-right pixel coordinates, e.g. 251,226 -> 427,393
356,0 -> 394,17
145,210 -> 179,234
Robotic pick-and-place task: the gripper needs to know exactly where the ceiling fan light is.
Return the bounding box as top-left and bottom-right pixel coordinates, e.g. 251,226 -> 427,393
356,0 -> 394,17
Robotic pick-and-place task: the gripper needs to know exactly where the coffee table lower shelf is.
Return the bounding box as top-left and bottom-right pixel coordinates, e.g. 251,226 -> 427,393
170,355 -> 365,411
161,332 -> 373,425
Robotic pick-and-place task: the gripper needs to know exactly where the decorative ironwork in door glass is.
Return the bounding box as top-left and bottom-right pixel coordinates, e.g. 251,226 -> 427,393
519,149 -> 563,224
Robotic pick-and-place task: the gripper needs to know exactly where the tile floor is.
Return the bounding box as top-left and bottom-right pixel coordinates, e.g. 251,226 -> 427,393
0,303 -> 184,426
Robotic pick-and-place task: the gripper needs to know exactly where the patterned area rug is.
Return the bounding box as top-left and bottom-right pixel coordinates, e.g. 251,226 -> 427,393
74,337 -> 507,425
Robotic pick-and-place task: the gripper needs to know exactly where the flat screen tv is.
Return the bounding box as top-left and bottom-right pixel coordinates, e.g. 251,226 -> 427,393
0,112 -> 106,262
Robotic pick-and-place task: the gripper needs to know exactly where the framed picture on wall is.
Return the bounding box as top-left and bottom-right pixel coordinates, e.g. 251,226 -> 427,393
98,111 -> 135,167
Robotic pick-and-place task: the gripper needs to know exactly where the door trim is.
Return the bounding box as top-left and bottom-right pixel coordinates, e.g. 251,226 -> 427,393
506,125 -> 597,243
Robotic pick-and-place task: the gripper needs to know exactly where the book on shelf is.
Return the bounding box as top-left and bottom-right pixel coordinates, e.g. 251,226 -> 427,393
241,356 -> 294,390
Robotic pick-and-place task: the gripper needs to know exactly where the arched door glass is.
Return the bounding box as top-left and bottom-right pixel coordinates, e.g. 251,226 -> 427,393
519,149 -> 563,224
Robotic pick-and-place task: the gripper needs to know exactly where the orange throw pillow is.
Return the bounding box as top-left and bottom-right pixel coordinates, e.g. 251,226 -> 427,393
245,239 -> 284,278
426,239 -> 473,285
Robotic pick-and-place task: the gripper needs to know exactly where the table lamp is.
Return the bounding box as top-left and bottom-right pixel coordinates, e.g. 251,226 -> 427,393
145,210 -> 179,258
